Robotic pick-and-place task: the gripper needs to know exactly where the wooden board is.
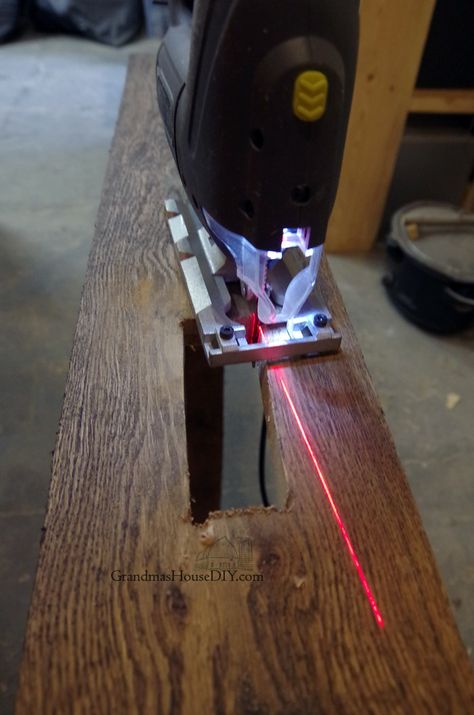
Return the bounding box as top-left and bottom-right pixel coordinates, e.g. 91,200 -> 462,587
326,0 -> 436,252
16,55 -> 474,715
411,88 -> 474,114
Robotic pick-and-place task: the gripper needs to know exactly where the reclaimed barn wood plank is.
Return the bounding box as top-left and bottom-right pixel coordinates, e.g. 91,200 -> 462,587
16,55 -> 474,715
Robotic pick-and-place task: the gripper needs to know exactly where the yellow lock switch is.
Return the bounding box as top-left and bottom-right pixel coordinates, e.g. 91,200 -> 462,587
293,70 -> 329,122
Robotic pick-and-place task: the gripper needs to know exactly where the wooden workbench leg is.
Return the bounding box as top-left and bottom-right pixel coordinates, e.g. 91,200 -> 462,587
184,342 -> 224,522
326,0 -> 435,252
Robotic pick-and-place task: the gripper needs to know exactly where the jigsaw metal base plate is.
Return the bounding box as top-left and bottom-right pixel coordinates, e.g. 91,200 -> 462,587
165,197 -> 341,367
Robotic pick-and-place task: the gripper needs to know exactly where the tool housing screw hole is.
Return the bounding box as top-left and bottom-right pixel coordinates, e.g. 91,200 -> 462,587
291,185 -> 311,205
239,199 -> 255,220
250,129 -> 264,150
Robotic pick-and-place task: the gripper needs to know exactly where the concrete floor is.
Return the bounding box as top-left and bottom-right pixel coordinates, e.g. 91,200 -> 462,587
0,35 -> 473,714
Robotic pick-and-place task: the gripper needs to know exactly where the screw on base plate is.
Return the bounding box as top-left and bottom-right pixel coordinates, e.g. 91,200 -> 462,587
219,325 -> 235,340
314,313 -> 328,328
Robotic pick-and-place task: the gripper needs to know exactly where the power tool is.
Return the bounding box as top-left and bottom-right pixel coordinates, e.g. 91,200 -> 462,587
157,0 -> 359,365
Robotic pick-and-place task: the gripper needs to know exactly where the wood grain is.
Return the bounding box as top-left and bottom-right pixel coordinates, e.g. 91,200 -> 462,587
326,0 -> 435,252
410,88 -> 474,114
16,55 -> 474,715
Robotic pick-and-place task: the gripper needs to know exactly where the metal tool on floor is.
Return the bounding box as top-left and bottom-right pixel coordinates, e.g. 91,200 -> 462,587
157,0 -> 359,365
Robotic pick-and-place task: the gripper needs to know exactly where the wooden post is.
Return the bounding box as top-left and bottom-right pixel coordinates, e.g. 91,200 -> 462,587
411,88 -> 474,114
326,0 -> 436,252
16,56 -> 474,715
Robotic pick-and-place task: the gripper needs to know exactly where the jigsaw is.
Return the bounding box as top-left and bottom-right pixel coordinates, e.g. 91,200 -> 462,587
157,0 -> 359,366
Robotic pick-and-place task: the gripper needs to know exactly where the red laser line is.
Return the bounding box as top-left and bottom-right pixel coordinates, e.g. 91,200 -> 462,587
247,312 -> 260,344
278,373 -> 385,628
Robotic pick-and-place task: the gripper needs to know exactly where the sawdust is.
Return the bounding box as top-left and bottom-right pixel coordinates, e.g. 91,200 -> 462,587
446,393 -> 461,410
199,523 -> 216,547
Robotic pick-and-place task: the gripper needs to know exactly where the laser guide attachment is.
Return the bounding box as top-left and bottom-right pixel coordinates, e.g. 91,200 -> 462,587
165,197 -> 341,367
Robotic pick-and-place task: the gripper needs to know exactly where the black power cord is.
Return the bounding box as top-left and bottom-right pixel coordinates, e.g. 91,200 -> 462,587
259,414 -> 270,507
